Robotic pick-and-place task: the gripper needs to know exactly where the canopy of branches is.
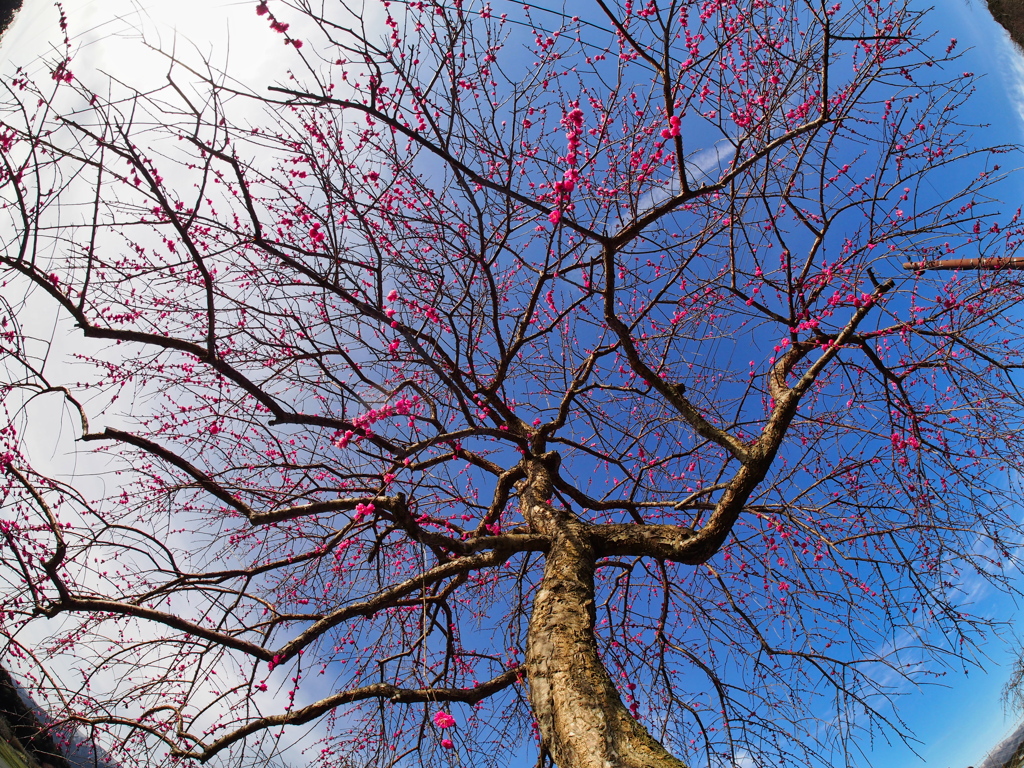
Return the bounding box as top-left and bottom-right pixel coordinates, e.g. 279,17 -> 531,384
1,1 -> 1023,767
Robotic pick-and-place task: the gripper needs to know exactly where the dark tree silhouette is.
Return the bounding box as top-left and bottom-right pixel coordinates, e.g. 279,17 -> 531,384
1,1 -> 1024,767
0,0 -> 23,42
985,0 -> 1024,51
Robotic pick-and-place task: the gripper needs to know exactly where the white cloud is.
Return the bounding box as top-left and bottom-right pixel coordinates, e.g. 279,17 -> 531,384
998,39 -> 1024,135
0,3 -> 377,765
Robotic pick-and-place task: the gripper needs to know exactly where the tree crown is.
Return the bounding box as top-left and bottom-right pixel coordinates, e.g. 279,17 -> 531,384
1,1 -> 1023,766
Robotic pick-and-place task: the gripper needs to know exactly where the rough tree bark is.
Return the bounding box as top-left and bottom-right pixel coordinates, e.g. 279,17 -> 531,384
524,457 -> 687,768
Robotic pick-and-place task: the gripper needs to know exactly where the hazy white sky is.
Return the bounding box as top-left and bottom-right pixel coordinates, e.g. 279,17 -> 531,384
0,0 -> 290,99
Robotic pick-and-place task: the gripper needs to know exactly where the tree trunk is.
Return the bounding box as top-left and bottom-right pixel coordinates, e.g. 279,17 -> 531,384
525,514 -> 688,768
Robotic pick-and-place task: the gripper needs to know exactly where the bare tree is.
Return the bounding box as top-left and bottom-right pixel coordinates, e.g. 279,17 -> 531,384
1,1 -> 1023,767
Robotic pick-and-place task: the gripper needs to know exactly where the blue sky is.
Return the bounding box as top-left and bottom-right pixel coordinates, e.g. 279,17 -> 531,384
861,4 -> 1024,767
2,1 -> 1024,767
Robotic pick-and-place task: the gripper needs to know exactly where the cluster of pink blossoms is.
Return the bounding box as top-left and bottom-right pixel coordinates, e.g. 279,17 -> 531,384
890,432 -> 920,451
549,107 -> 585,224
333,395 -> 420,448
660,114 -> 681,139
256,1 -> 303,47
50,58 -> 73,83
433,711 -> 456,749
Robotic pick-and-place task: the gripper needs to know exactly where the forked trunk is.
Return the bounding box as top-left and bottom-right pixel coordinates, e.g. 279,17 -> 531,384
525,518 -> 688,768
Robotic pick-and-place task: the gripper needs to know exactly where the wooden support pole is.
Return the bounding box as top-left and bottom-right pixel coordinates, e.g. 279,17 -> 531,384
902,257 -> 1024,271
